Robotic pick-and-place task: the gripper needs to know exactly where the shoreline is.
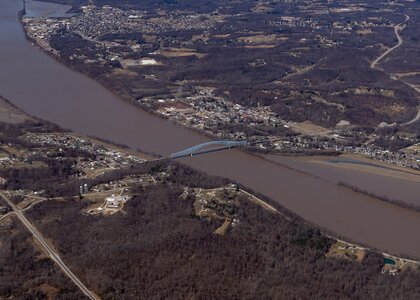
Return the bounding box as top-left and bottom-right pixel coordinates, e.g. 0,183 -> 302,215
238,184 -> 420,264
18,10 -> 420,173
2,113 -> 419,264
13,6 -> 420,261
261,152 -> 420,213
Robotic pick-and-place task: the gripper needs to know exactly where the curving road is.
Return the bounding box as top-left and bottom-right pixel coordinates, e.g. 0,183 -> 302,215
401,82 -> 420,126
0,191 -> 99,300
370,14 -> 420,126
371,14 -> 409,69
402,106 -> 420,126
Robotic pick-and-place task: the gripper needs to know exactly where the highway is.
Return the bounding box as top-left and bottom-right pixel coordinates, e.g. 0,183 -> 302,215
0,191 -> 99,300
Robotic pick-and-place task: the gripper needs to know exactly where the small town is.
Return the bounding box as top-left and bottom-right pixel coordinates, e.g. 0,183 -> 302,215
2,0 -> 420,298
21,5 -> 419,171
140,87 -> 419,169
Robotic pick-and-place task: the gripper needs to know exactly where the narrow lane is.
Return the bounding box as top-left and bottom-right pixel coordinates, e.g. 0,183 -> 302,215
371,14 -> 409,69
370,14 -> 420,127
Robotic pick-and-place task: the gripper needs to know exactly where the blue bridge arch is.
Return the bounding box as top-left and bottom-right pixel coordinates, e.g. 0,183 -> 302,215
170,140 -> 248,159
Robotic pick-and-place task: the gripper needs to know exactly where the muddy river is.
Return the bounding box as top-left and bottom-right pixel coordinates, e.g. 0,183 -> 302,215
1,0 -> 419,258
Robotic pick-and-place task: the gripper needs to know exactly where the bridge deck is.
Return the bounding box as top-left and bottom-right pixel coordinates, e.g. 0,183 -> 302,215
170,140 -> 247,159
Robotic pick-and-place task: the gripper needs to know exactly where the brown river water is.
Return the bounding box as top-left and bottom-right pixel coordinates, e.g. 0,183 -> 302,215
1,0 -> 419,258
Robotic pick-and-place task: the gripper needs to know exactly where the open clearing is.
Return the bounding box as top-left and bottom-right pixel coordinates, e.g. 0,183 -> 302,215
0,97 -> 30,124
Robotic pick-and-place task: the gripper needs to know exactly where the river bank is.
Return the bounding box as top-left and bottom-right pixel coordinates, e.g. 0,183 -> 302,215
1,0 -> 420,259
19,2 -> 420,172
1,94 -> 418,265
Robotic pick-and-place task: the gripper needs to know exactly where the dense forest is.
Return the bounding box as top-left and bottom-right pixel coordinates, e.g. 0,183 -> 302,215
25,164 -> 420,299
1,119 -> 420,298
0,218 -> 85,299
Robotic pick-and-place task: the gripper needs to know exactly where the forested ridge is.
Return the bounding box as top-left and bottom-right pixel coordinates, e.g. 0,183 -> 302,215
1,120 -> 420,299
25,165 -> 420,299
0,219 -> 86,299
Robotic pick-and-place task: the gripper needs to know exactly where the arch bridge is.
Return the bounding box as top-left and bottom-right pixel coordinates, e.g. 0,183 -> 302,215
170,140 -> 248,160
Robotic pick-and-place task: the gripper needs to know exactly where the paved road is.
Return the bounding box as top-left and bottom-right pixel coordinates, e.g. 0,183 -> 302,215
401,81 -> 420,126
0,211 -> 14,221
402,106 -> 420,126
370,14 -> 420,127
0,191 -> 99,300
371,14 -> 410,69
